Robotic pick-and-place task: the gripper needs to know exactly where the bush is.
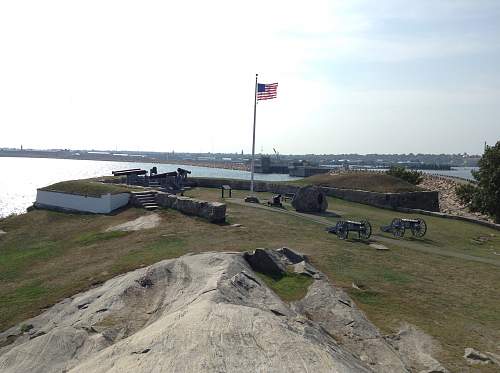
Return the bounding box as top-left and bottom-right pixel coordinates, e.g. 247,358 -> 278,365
468,141 -> 500,223
386,166 -> 423,185
455,183 -> 476,204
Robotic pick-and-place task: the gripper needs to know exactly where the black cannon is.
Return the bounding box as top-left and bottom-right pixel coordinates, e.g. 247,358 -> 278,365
177,168 -> 191,180
327,219 -> 372,240
267,194 -> 283,208
381,218 -> 427,238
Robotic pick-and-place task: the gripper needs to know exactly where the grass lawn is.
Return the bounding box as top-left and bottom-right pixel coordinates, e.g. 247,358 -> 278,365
40,179 -> 136,197
1,187 -> 499,371
255,272 -> 314,302
291,172 -> 422,193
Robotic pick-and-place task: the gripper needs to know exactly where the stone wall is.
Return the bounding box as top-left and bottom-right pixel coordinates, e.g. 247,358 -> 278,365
320,187 -> 440,212
187,177 -> 440,212
155,191 -> 226,223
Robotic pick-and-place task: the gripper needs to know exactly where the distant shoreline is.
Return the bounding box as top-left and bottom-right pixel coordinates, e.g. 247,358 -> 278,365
0,152 -> 251,172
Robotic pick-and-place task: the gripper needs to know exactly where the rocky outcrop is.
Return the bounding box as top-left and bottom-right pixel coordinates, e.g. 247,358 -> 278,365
0,249 -> 447,373
419,175 -> 492,222
155,191 -> 226,223
463,348 -> 500,366
243,196 -> 260,203
292,185 -> 328,212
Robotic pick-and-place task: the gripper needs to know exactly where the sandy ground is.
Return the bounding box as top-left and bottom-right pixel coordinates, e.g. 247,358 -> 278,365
106,213 -> 161,232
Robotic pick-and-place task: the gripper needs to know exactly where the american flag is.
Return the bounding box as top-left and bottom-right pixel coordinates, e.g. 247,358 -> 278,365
257,82 -> 278,101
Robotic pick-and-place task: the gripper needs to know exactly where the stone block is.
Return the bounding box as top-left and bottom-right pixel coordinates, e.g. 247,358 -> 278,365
292,185 -> 328,213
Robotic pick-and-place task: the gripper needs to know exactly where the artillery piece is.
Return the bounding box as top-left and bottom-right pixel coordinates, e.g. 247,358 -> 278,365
327,219 -> 372,240
381,218 -> 427,238
267,194 -> 283,208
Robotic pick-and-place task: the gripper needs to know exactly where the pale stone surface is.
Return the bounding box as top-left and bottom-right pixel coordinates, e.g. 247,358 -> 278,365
463,347 -> 498,366
106,213 -> 161,231
385,323 -> 449,373
292,280 -> 409,373
369,243 -> 390,251
0,251 -> 368,372
0,249 -> 447,373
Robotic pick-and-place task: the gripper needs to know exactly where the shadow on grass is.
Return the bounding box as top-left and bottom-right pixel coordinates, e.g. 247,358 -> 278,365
377,233 -> 439,246
311,211 -> 342,218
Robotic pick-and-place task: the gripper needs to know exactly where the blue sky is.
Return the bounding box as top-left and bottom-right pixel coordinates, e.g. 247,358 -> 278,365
0,0 -> 499,154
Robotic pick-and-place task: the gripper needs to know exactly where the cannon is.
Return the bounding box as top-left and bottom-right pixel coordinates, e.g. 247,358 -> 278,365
267,194 -> 283,208
381,218 -> 427,238
177,168 -> 191,180
327,219 -> 372,240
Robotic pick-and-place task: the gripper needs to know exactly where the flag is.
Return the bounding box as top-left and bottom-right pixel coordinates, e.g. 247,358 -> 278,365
257,82 -> 278,101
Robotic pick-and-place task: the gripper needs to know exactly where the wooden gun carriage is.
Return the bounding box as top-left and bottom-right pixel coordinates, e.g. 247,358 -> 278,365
327,219 -> 372,240
381,218 -> 427,238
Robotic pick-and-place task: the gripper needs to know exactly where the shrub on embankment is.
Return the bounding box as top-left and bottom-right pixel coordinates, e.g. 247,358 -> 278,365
386,166 -> 424,185
456,141 -> 500,223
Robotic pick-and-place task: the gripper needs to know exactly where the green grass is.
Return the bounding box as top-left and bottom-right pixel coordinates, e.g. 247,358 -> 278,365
112,237 -> 186,272
290,172 -> 422,193
75,231 -> 129,245
40,179 -> 135,197
350,289 -> 381,305
1,187 -> 500,371
255,272 -> 314,302
0,241 -> 61,281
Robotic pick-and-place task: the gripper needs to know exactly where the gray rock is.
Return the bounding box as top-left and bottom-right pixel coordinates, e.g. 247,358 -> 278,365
418,364 -> 449,373
277,246 -> 308,264
291,260 -> 322,279
243,248 -> 286,277
199,201 -> 226,223
464,347 -> 495,365
155,192 -> 226,223
244,196 -> 260,203
292,279 -> 409,373
291,185 -> 328,213
0,251 -> 373,373
0,248 -> 448,373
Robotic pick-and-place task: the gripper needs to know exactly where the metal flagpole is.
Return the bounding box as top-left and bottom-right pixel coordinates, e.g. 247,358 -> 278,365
250,73 -> 258,193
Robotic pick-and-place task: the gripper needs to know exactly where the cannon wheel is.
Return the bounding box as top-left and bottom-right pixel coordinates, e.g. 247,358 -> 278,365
411,218 -> 427,237
391,218 -> 405,238
336,221 -> 349,240
359,220 -> 372,239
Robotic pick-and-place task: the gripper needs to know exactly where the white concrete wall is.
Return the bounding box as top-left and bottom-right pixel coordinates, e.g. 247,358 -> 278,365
36,190 -> 130,214
109,193 -> 130,211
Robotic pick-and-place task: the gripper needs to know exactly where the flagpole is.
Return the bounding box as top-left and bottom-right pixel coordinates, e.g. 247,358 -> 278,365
250,73 -> 258,193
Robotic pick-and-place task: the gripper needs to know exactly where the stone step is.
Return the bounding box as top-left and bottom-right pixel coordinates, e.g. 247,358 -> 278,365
136,196 -> 156,201
144,205 -> 158,210
136,195 -> 155,198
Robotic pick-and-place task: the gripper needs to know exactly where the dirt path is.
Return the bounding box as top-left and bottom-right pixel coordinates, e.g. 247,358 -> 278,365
227,198 -> 500,268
